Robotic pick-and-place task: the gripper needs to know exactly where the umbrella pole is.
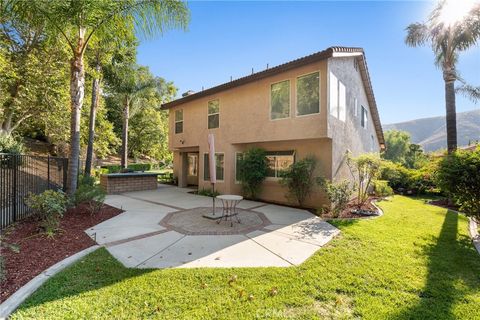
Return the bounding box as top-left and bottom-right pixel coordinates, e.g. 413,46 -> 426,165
212,183 -> 215,216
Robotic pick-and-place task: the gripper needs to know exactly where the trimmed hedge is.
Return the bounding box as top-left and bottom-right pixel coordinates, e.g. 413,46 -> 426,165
100,163 -> 160,174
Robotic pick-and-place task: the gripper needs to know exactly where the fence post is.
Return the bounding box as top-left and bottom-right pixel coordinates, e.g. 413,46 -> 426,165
63,158 -> 68,192
12,154 -> 17,222
47,155 -> 51,190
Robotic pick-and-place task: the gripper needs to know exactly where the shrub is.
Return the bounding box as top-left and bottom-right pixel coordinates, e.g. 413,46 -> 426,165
101,163 -> 153,174
280,156 -> 318,207
379,158 -> 438,194
436,147 -> 480,222
74,175 -> 106,214
197,188 -> 220,197
319,179 -> 353,218
92,167 -> 109,179
0,134 -> 25,154
238,148 -> 269,199
373,180 -> 394,197
347,153 -> 381,207
379,160 -> 409,191
127,163 -> 151,172
101,165 -> 121,173
26,190 -> 68,236
0,135 -> 25,168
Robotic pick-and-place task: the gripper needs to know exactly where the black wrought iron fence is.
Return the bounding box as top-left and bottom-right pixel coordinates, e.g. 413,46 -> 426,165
0,153 -> 68,229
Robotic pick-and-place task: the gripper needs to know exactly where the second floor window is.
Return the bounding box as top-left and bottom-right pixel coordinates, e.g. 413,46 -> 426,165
208,100 -> 219,129
361,106 -> 368,128
175,109 -> 183,134
297,72 -> 320,116
329,72 -> 346,122
271,80 -> 290,120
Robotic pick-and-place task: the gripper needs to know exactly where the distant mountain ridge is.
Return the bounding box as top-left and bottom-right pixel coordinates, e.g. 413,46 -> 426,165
383,109 -> 480,152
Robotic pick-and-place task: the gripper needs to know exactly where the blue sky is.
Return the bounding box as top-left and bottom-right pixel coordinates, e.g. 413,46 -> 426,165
137,1 -> 480,124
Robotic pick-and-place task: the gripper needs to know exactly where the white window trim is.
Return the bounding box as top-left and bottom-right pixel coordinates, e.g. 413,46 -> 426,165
269,78 -> 291,121
265,152 -> 295,181
202,152 -> 225,182
295,71 -> 321,118
174,109 -> 183,134
328,72 -> 346,122
361,105 -> 368,129
207,99 -> 220,129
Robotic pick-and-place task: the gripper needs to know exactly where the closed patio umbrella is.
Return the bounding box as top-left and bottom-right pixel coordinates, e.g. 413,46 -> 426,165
208,133 -> 216,215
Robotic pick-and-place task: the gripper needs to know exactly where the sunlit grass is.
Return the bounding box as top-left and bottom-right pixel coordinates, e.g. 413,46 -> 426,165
11,196 -> 480,319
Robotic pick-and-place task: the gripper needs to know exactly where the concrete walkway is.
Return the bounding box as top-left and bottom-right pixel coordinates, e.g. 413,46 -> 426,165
86,185 -> 340,268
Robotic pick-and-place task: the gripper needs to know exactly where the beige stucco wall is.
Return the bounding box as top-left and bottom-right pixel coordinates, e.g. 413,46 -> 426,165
327,57 -> 381,182
168,60 -> 329,151
168,57 -> 381,207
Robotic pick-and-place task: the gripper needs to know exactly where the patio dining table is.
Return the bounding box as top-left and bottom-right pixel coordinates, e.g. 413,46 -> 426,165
216,195 -> 243,226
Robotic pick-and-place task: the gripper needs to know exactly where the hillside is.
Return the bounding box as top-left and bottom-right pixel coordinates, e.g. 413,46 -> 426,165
383,109 -> 480,152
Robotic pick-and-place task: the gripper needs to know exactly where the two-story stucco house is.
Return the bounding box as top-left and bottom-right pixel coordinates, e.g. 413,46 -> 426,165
161,47 -> 384,207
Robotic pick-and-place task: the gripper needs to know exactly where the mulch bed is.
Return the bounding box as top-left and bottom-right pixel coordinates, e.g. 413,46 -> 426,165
428,198 -> 460,211
0,203 -> 123,303
320,197 -> 381,219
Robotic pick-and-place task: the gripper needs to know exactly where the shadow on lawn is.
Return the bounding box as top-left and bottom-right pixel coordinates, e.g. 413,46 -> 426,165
394,210 -> 480,319
15,248 -> 154,312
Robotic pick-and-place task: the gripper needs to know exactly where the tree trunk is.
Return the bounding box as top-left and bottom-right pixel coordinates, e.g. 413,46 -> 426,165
1,82 -> 21,135
84,58 -> 101,177
121,97 -> 129,168
443,68 -> 457,154
67,44 -> 85,195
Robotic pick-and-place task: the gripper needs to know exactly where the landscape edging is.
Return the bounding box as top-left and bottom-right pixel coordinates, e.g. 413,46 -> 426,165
0,245 -> 99,320
468,218 -> 480,256
322,198 -> 385,221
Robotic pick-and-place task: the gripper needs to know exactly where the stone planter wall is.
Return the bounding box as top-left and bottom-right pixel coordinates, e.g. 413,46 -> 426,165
100,173 -> 158,194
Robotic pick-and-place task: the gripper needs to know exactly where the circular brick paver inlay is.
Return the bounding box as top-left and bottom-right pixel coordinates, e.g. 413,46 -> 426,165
160,207 -> 271,235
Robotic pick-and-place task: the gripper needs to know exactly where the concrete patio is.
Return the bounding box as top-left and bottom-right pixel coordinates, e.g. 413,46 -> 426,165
85,185 -> 340,268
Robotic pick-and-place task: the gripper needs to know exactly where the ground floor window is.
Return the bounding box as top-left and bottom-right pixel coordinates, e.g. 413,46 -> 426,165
203,153 -> 224,181
266,151 -> 295,178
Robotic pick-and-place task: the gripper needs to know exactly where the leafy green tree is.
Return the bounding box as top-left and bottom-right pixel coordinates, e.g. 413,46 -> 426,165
238,148 -> 269,199
406,0 -> 480,154
280,156 -> 318,207
84,25 -> 137,176
405,143 -> 428,169
347,153 -> 382,207
8,0 -> 189,194
105,64 -> 169,167
129,107 -> 172,162
0,6 -> 69,136
382,130 -> 427,169
382,130 -> 411,164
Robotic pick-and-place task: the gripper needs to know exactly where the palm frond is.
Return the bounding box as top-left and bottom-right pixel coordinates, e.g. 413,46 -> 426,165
405,22 -> 430,47
456,82 -> 480,103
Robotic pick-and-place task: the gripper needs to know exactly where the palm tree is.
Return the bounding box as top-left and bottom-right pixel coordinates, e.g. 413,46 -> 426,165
105,64 -> 162,168
84,27 -> 137,177
405,0 -> 480,154
8,0 -> 189,194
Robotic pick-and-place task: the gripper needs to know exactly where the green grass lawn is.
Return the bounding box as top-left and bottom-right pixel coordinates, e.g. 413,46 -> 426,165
11,196 -> 480,319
